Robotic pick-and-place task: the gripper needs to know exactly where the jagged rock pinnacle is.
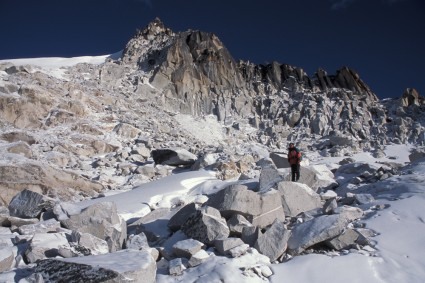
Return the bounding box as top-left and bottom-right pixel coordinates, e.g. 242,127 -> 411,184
121,17 -> 175,65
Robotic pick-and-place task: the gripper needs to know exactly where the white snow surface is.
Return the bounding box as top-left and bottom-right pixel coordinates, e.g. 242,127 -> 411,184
0,52 -> 121,80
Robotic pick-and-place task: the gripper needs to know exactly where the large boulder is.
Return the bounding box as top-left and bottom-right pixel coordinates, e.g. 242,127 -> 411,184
151,148 -> 197,166
250,190 -> 285,228
284,166 -> 320,191
287,214 -> 350,255
61,202 -> 126,252
277,181 -> 322,217
8,189 -> 45,219
181,206 -> 230,245
254,220 -> 291,262
32,250 -> 156,283
204,184 -> 262,218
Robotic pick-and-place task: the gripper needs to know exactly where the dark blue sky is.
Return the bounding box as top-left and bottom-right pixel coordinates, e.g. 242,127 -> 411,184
1,0 -> 424,99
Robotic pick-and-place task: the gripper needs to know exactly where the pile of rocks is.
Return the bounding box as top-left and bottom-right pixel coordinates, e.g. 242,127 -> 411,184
0,158 -> 385,281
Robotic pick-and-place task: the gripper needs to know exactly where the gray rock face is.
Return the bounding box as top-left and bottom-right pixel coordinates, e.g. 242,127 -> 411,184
227,214 -> 253,236
259,163 -> 284,192
34,249 -> 156,283
277,181 -> 322,217
269,152 -> 290,168
254,220 -> 291,262
61,202 -> 126,252
8,189 -> 45,219
168,203 -> 197,232
287,214 -> 350,255
284,166 -> 320,191
205,184 -> 262,218
181,206 -> 229,245
326,229 -> 360,250
151,148 -> 197,166
250,190 -> 285,228
241,226 -> 260,247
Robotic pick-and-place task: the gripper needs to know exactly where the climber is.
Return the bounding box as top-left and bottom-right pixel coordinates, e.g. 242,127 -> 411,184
287,142 -> 302,182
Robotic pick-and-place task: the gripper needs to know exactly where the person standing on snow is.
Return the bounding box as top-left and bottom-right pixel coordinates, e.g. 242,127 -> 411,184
287,142 -> 301,182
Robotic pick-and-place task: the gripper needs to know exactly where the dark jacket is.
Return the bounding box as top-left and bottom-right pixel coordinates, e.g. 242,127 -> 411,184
288,147 -> 301,165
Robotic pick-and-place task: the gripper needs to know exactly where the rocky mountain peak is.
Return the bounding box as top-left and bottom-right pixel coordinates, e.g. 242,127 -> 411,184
121,17 -> 175,65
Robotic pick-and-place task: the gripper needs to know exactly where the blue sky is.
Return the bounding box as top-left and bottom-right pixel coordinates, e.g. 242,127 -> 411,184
1,0 -> 424,99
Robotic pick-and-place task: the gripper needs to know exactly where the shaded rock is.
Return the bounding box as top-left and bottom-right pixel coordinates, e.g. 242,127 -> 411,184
214,237 -> 245,256
152,148 -> 197,166
181,206 -> 229,245
259,163 -> 284,192
322,198 -> 338,215
161,230 -> 188,260
277,181 -> 322,217
18,218 -> 61,235
326,228 -> 360,250
287,214 -> 350,255
8,189 -> 45,219
34,249 -> 156,283
168,203 -> 197,232
354,193 -> 375,205
205,184 -> 261,218
227,214 -> 253,236
241,226 -> 260,247
61,202 -> 126,252
409,148 -> 425,163
173,239 -> 204,258
269,152 -> 290,168
254,220 -> 291,262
